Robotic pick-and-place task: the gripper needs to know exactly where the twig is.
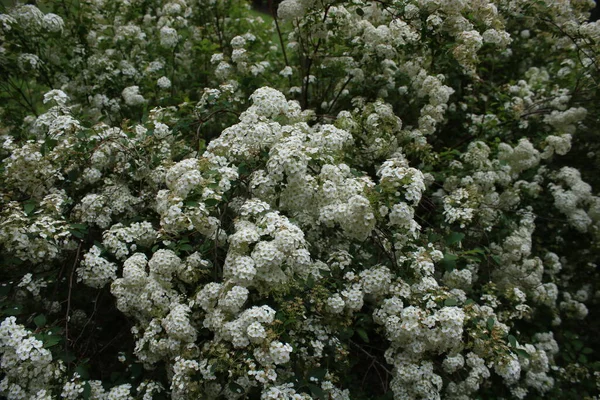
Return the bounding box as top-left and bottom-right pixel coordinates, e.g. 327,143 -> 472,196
349,339 -> 393,375
326,75 -> 352,114
65,242 -> 82,354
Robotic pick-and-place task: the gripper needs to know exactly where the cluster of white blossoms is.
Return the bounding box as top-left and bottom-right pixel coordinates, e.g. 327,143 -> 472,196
0,317 -> 64,399
78,245 -> 118,288
224,199 -> 311,289
2,140 -> 59,197
549,167 -> 600,233
122,86 -> 146,106
102,222 -> 157,261
0,196 -> 74,264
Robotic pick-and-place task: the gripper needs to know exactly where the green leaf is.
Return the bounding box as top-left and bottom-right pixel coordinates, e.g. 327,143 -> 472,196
58,351 -> 77,363
2,304 -> 23,316
83,381 -> 91,400
238,163 -> 249,175
130,363 -> 143,378
487,317 -> 495,331
440,253 -> 458,272
444,298 -> 458,307
508,335 -> 517,347
339,327 -> 354,340
306,275 -> 315,289
205,198 -> 220,207
0,283 -> 11,297
428,233 -> 442,242
43,335 -> 62,348
24,202 -> 35,215
357,328 -> 369,343
446,232 -> 465,246
516,349 -> 530,359
34,314 -> 47,328
356,7 -> 364,16
228,383 -> 244,395
309,367 -> 328,381
70,223 -> 88,230
307,383 -> 327,400
69,229 -> 85,239
578,354 -> 588,363
582,347 -> 594,355
75,364 -> 90,380
179,244 -> 193,252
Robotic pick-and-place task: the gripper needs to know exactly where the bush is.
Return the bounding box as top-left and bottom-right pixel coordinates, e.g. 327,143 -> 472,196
0,0 -> 599,399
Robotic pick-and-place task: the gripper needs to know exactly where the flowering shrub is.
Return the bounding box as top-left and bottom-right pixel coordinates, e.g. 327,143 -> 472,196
1,0 -> 600,399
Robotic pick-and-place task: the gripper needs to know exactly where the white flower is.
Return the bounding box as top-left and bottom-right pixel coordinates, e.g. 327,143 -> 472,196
157,76 -> 171,89
122,86 -> 145,106
269,341 -> 292,364
160,26 -> 178,48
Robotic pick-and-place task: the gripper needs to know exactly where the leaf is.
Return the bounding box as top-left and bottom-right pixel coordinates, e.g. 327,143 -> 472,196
444,298 -> 458,307
179,244 -> 193,252
75,364 -> 90,380
34,314 -> 47,328
306,275 -> 315,289
508,335 -> 517,347
83,382 -> 91,400
130,363 -> 143,378
24,202 -> 35,215
308,383 -> 327,400
516,349 -> 530,359
43,335 -> 62,348
356,7 -> 364,16
204,198 -> 220,207
487,317 -> 495,331
578,354 -> 588,363
428,233 -> 442,242
446,232 -> 465,246
309,368 -> 328,381
491,255 -> 503,266
59,351 -> 77,363
238,163 -> 249,175
440,253 -> 458,271
70,223 -> 88,230
582,347 -> 594,355
356,328 -> 369,343
228,383 -> 244,394
2,304 -> 23,316
339,327 -> 354,340
69,229 -> 85,239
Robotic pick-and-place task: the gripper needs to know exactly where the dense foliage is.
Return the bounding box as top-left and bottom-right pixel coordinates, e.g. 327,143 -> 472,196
1,0 -> 599,399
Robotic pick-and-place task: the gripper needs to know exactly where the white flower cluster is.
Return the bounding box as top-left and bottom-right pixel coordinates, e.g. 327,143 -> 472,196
78,245 -> 118,288
0,317 -> 64,399
2,141 -> 59,197
0,200 -> 73,264
102,221 -> 157,260
224,201 -> 310,289
549,167 -> 600,232
377,152 -> 426,205
122,86 -> 146,106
